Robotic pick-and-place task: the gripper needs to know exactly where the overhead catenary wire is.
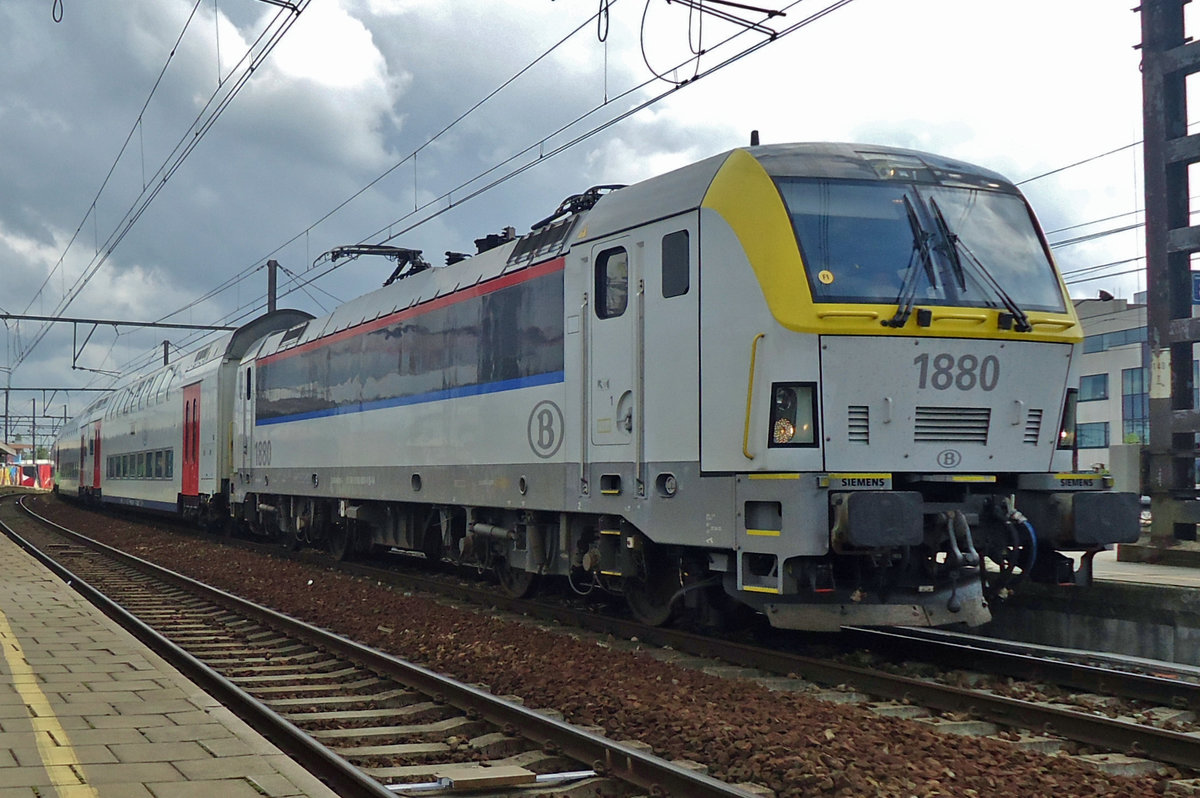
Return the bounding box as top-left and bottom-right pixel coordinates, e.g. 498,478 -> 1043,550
1015,140 -> 1141,186
1049,221 -> 1143,250
14,0 -> 311,372
149,2 -> 616,329
1061,255 -> 1144,280
23,0 -> 208,320
1064,263 -> 1145,287
81,3 -> 626,383
147,0 -> 808,332
92,0 -> 854,389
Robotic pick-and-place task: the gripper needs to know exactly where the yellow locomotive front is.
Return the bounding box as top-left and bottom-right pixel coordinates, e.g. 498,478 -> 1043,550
697,143 -> 1139,629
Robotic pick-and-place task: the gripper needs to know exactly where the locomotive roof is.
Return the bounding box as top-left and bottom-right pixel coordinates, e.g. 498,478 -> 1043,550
576,142 -> 1017,245
249,142 -> 1022,360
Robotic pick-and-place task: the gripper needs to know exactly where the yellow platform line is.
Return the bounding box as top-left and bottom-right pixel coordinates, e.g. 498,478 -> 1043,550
0,609 -> 99,798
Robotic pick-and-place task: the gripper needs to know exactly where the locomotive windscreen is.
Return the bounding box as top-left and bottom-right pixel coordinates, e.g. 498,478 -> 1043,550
775,178 -> 1066,313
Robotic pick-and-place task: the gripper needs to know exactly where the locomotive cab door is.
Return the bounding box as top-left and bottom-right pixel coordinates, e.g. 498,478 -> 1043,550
586,238 -> 639,493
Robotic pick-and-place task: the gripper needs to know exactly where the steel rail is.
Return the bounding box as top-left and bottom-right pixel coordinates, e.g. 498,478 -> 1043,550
0,497 -> 395,798
12,497 -> 757,798
887,625 -> 1200,681
841,625 -> 1200,711
299,549 -> 1200,771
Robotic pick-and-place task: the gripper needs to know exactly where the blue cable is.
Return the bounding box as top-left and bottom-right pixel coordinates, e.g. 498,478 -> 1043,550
1021,520 -> 1038,575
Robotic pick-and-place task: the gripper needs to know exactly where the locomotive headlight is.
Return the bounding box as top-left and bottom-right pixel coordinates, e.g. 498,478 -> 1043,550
768,382 -> 817,448
1057,388 -> 1078,450
773,417 -> 796,444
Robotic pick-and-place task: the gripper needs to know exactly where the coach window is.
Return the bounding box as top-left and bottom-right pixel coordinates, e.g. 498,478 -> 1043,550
166,450 -> 173,479
595,247 -> 628,319
155,451 -> 164,479
661,231 -> 689,298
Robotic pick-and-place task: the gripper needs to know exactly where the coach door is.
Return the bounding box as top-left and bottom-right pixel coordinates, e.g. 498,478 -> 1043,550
92,423 -> 101,490
182,383 -> 200,496
240,366 -> 253,473
79,431 -> 90,489
586,238 -> 640,494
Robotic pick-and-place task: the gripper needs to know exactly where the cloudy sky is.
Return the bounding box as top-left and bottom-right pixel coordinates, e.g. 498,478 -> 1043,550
0,0 -> 1147,436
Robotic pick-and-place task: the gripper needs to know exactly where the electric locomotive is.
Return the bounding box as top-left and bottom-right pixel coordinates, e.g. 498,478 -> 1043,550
56,142 -> 1139,631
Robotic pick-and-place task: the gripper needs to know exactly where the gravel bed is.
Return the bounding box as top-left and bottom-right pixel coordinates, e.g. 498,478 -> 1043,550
25,495 -> 1178,797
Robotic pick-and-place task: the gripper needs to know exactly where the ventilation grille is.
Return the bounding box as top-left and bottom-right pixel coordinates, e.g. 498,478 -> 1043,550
847,405 -> 869,444
914,406 -> 990,444
1024,409 -> 1044,445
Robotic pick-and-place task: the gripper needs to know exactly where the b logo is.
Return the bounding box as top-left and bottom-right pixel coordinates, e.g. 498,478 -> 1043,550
936,449 -> 962,468
527,401 -> 564,459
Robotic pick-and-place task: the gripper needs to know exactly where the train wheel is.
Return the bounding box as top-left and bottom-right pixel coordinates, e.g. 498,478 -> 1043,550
421,508 -> 447,562
625,546 -> 680,627
326,521 -> 351,561
495,559 -> 538,598
275,525 -> 300,551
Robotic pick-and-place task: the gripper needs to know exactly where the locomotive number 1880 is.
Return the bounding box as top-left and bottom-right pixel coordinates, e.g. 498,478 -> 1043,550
914,353 -> 1000,392
254,440 -> 272,466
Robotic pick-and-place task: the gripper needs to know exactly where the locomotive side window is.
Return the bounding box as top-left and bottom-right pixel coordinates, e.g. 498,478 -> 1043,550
595,247 -> 628,319
661,231 -> 689,298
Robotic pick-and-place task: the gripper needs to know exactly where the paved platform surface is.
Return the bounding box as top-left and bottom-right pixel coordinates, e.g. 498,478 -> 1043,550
0,531 -> 340,798
1093,545 -> 1200,588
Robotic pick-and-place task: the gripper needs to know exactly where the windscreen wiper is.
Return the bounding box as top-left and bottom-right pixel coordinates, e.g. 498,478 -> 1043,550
885,195 -> 937,328
928,197 -> 1032,332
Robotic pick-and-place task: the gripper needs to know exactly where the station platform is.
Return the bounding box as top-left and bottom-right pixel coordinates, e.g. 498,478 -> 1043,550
990,540 -> 1200,665
1092,544 -> 1200,588
0,530 -> 339,798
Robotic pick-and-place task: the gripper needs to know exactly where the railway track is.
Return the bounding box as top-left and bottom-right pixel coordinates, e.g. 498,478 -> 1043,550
223,526 -> 1200,775
24,494 -> 1200,793
230,523 -> 1200,777
1,495 -> 757,798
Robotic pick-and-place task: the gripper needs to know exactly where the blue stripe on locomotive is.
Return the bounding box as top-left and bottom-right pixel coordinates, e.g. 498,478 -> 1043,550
255,267 -> 565,427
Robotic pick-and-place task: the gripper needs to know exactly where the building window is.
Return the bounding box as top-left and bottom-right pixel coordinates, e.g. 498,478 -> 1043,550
1083,326 -> 1147,354
1077,422 -> 1110,449
1079,373 -> 1108,402
1122,367 -> 1149,445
